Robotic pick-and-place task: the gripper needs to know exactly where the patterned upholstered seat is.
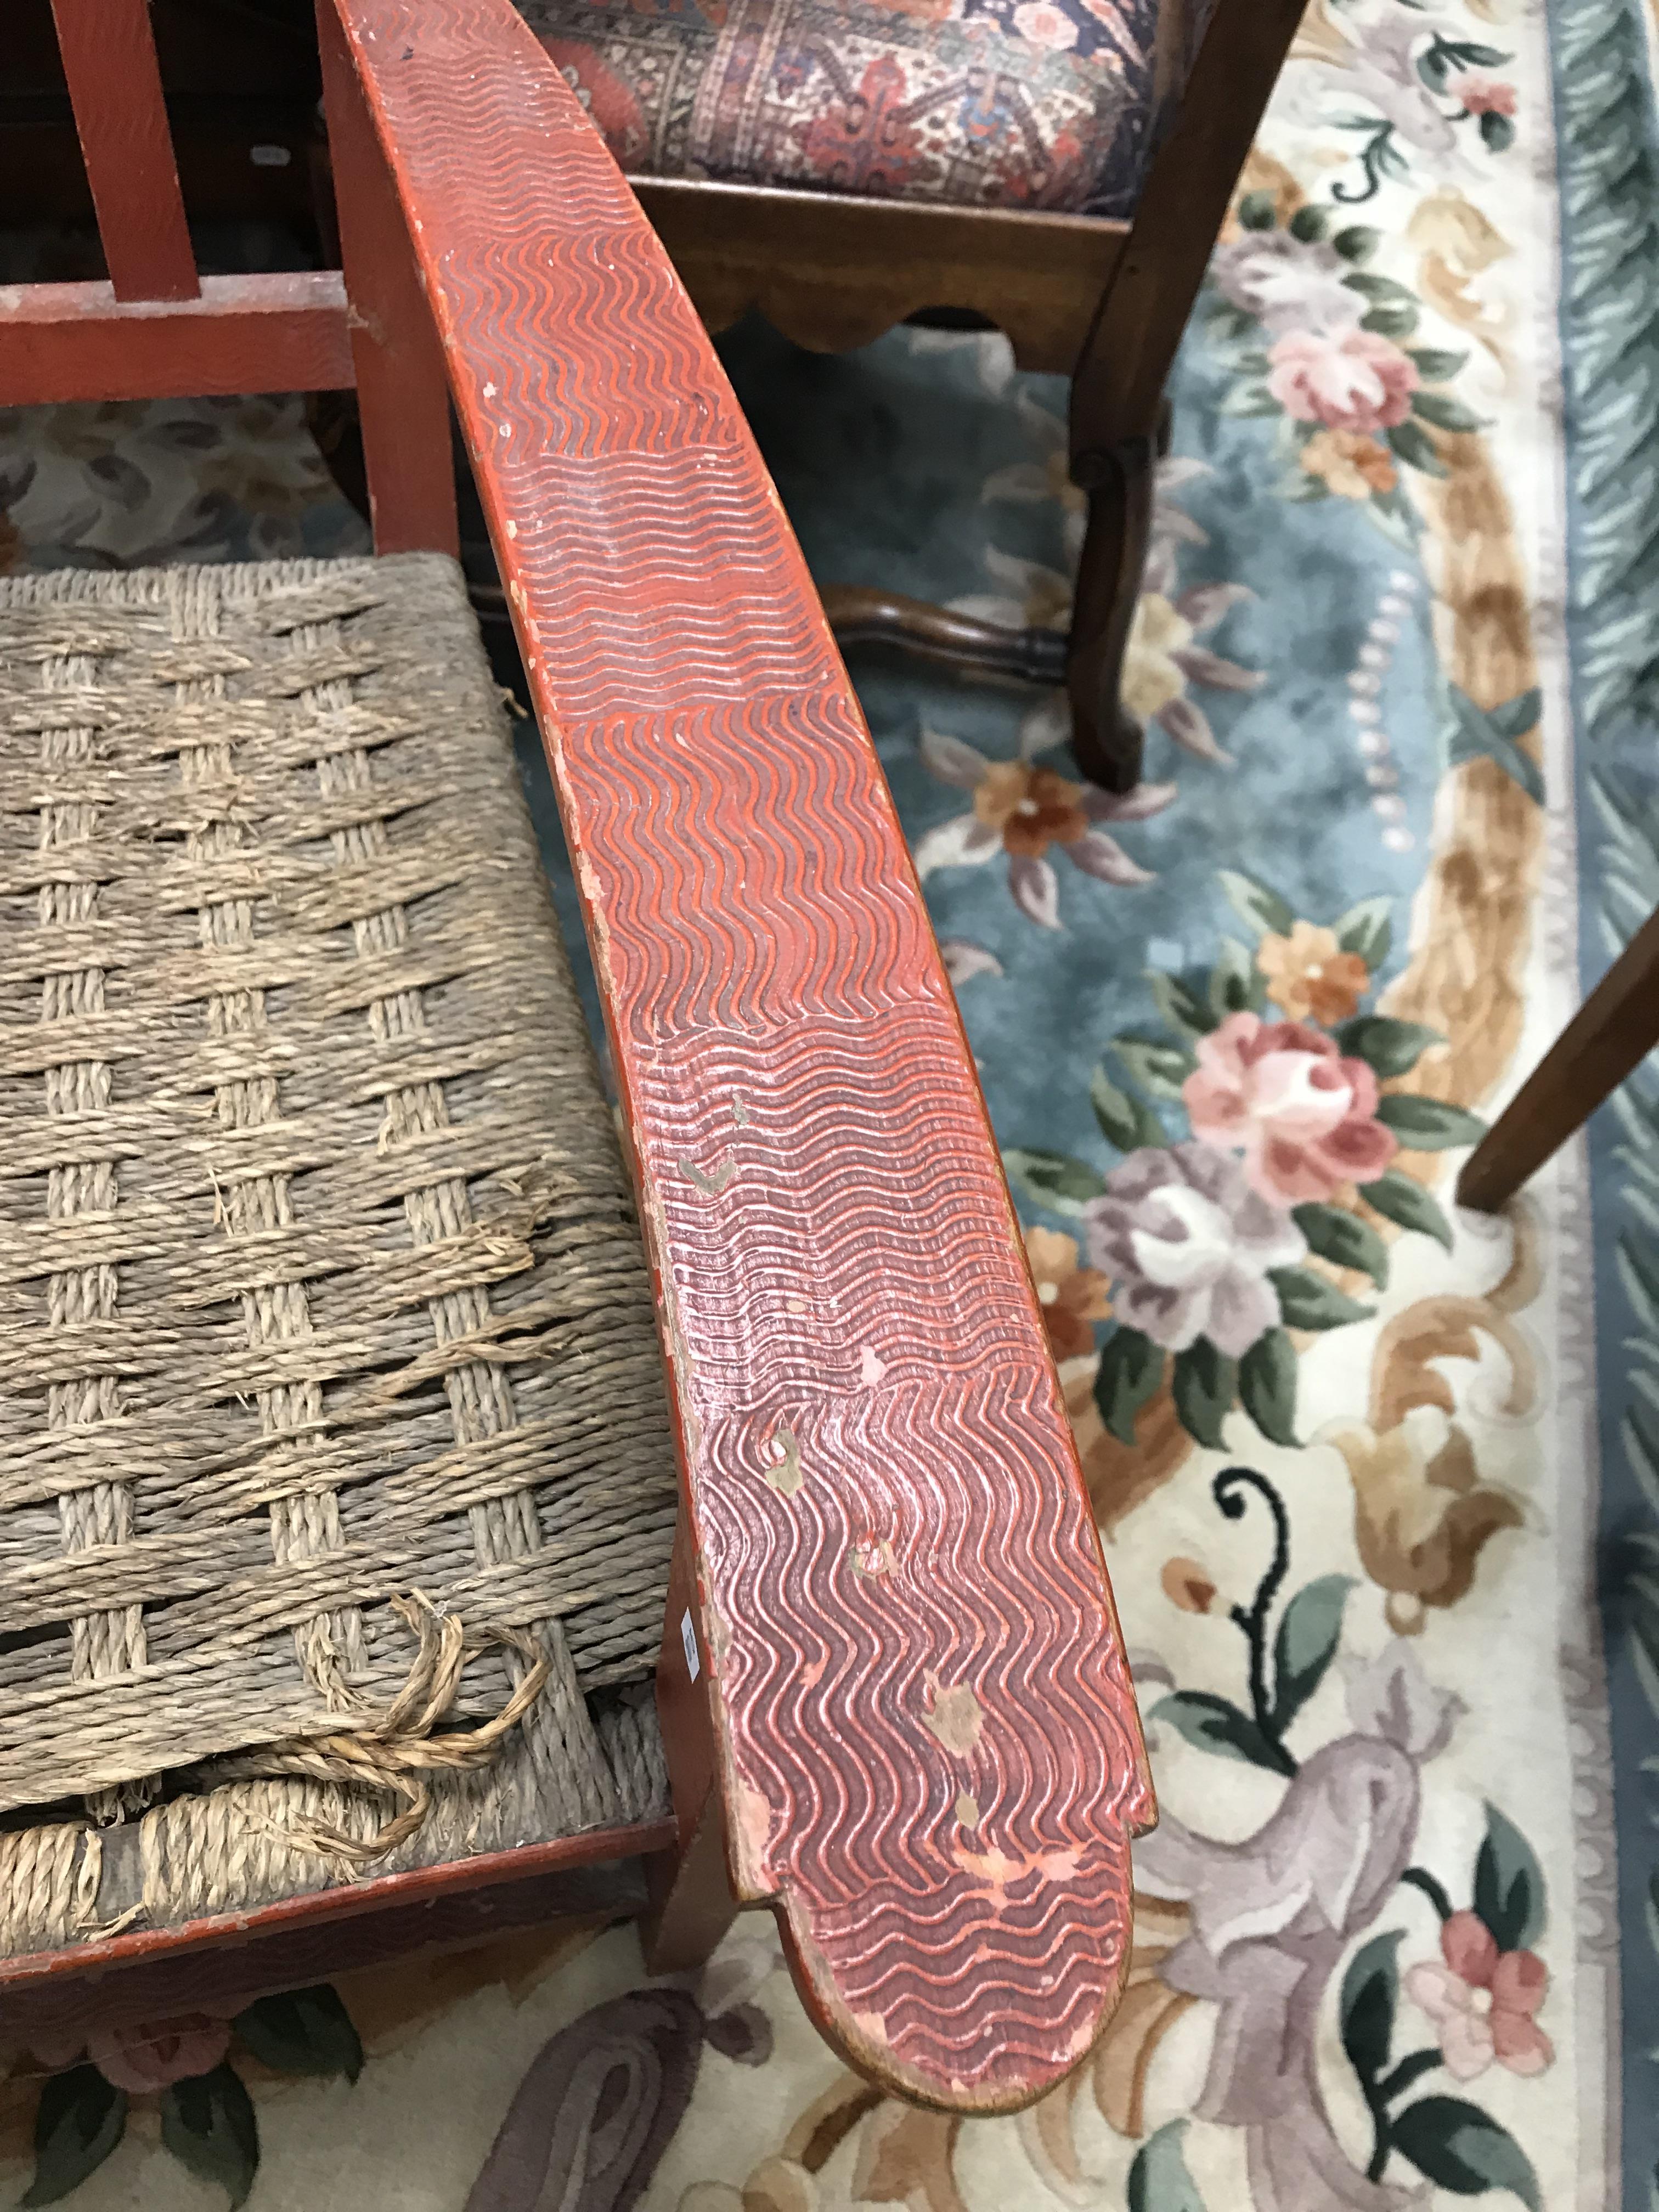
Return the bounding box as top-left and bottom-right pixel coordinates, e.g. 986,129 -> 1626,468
514,0 -> 1200,221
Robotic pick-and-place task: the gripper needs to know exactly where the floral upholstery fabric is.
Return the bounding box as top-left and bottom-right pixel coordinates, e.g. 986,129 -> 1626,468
514,0 -> 1211,219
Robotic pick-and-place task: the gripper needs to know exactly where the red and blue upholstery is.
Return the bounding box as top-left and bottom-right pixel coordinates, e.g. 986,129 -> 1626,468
514,0 -> 1210,219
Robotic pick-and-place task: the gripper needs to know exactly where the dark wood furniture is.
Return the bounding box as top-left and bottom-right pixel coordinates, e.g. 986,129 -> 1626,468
626,0 -> 1307,793
1457,908 -> 1659,1212
0,0 -> 1153,2116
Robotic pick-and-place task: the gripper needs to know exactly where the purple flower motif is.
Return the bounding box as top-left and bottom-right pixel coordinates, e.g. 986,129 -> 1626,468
1212,229 -> 1367,338
1083,1141 -> 1306,1357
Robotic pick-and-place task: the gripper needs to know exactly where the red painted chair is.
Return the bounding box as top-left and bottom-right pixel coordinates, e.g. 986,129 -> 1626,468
0,0 -> 1151,2113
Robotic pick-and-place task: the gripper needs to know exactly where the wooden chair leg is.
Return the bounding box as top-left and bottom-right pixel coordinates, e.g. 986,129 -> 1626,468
1457,904 -> 1659,1211
641,1793 -> 740,1973
639,1511 -> 740,1974
820,586 -> 1068,687
1064,427 -> 1159,795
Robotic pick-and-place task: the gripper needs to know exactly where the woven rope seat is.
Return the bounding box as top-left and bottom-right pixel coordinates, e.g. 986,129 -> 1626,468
0,552 -> 676,1965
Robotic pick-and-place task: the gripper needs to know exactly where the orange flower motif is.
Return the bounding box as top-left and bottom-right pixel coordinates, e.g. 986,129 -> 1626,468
1300,428 -> 1399,501
1257,921 -> 1371,1024
974,761 -> 1092,858
1023,1226 -> 1111,1362
915,727 -> 1175,929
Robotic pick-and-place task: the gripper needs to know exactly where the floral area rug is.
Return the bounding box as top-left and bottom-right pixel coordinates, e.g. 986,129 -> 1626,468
0,0 -> 1653,2203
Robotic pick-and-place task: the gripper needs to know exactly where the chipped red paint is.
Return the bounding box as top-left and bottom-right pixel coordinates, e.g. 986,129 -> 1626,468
327,0 -> 1153,2113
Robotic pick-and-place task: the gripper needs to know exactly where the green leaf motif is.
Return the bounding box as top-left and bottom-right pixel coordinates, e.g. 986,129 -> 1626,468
1486,687 -> 1543,743
1408,345 -> 1470,382
1481,109 -> 1516,154
1375,1094 -> 1488,1149
1112,1034 -> 1198,1100
1446,683 -> 1544,803
1172,1339 -> 1236,1447
1238,189 -> 1279,230
1239,1327 -> 1300,1446
1474,1802 -> 1545,1951
1273,1574 -> 1356,1731
1003,1147 -> 1106,1218
1147,968 -> 1219,1042
1218,382 -> 1284,419
1218,868 -> 1295,939
1340,1930 -> 1403,2087
1209,937 -> 1263,1022
1269,1264 -> 1375,1330
1151,1690 -> 1283,1771
1279,468 -> 1331,503
1364,302 -> 1421,341
1624,1399 -> 1659,1521
1094,1327 -> 1166,1446
1336,1015 -> 1443,1079
1289,202 -> 1329,243
1292,1200 -> 1390,1288
1390,2096 -> 1541,2209
22,2067 -> 127,2209
1334,894 -> 1392,968
234,1985 -> 363,2083
1616,1234 -> 1659,1330
1387,419 -> 1448,477
1411,389 -> 1485,434
1091,1063 -> 1169,1154
1343,270 -> 1419,308
160,2067 -> 260,2211
1359,1165 -> 1454,1250
1333,223 -> 1381,262
1127,2118 -> 1209,2212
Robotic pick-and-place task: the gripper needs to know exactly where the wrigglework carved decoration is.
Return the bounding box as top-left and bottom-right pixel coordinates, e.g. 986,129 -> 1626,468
335,0 -> 1153,2109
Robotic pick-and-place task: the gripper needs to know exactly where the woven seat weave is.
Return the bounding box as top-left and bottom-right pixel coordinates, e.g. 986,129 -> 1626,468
0,554 -> 675,1958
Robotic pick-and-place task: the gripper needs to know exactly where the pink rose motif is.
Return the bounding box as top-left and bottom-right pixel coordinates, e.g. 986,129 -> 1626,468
1183,1012 -> 1397,1205
86,2013 -> 232,2094
1459,76 -> 1516,117
1011,0 -> 1079,49
1267,328 -> 1420,435
1405,1910 -> 1553,2079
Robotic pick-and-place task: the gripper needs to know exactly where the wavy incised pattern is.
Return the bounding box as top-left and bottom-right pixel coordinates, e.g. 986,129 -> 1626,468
334,0 -> 1150,2110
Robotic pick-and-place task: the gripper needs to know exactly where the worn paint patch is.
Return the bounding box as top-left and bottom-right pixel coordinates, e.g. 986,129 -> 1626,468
952,1841 -> 1082,1906
923,1681 -> 984,1756
859,1344 -> 887,1386
731,1094 -> 749,1126
734,1779 -> 776,1891
850,1535 -> 895,1578
955,1792 -> 980,1827
680,1153 -> 736,1196
763,1425 -> 804,1496
706,1596 -> 732,1666
852,2009 -> 889,2048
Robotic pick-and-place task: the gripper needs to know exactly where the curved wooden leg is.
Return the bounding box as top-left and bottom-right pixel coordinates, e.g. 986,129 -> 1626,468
1065,428 -> 1158,795
820,586 -> 1069,687
1457,903 -> 1659,1211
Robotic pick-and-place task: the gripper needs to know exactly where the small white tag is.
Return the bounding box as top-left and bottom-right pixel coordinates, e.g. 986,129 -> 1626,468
249,143 -> 293,168
680,1607 -> 701,1682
